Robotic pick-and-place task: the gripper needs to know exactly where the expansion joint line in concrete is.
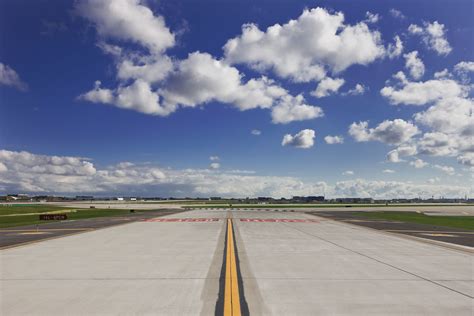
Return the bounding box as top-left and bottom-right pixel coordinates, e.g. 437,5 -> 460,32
280,222 -> 474,300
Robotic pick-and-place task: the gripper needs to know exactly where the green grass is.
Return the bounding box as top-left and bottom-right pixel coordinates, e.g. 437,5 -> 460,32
0,205 -> 71,215
353,211 -> 474,230
0,207 -> 160,228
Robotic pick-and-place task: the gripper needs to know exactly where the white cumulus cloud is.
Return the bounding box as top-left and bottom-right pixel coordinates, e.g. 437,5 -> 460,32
408,21 -> 452,56
381,78 -> 467,106
386,145 -> 418,163
344,83 -> 366,96
333,179 -> 469,199
410,159 -> 428,168
0,149 -> 331,198
457,153 -> 474,167
404,51 -> 425,80
76,0 -> 175,53
324,135 -> 344,144
224,7 -> 385,82
281,129 -> 316,149
386,35 -> 404,59
417,132 -> 458,157
209,162 -> 220,170
0,150 -> 471,199
160,52 -> 287,112
380,70 -> 473,167
454,61 -> 474,76
364,11 -> 380,24
433,69 -> 450,79
414,97 -> 474,135
433,164 -> 455,175
312,77 -> 345,98
77,0 -> 324,125
0,162 -> 8,172
349,119 -> 420,145
0,150 -> 96,176
271,94 -> 324,124
0,63 -> 28,91
117,55 -> 174,84
79,79 -> 172,116
389,9 -> 405,19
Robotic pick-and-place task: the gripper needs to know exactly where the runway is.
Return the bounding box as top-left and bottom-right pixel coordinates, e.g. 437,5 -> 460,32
1,209 -> 472,315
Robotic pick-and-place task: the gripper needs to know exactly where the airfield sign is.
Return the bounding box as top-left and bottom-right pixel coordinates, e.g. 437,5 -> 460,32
39,214 -> 68,221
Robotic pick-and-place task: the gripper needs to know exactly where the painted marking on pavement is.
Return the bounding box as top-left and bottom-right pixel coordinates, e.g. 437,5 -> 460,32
385,230 -> 474,234
239,218 -> 319,223
419,233 -> 459,237
343,219 -> 403,223
0,222 -> 134,251
0,228 -> 93,232
17,232 -> 52,235
142,218 -> 220,222
224,218 -> 241,316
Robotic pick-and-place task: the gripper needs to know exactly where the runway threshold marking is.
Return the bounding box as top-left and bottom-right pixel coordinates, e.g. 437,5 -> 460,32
239,218 -> 319,223
142,218 -> 219,222
224,218 -> 242,316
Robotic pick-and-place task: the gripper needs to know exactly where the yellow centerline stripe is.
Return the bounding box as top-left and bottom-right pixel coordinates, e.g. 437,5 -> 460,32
224,218 -> 242,316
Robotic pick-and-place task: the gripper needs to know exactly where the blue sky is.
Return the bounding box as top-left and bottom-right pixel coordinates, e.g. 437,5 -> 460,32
0,0 -> 473,198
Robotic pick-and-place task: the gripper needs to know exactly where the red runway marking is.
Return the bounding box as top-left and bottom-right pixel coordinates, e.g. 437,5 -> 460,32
239,218 -> 319,223
142,218 -> 220,222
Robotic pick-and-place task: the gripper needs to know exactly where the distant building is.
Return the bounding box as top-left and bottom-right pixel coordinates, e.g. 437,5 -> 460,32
5,194 -> 31,201
292,196 -> 325,203
76,196 -> 94,201
335,198 -> 374,204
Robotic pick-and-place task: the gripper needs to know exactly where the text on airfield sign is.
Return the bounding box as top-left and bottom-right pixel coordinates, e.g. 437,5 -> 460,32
39,214 -> 68,220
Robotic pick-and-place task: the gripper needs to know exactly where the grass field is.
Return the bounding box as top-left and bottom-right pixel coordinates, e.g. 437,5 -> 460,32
353,211 -> 474,230
0,205 -> 158,228
0,205 -> 72,215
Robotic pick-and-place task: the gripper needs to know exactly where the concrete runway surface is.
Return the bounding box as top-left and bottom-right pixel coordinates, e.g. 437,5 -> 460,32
1,209 -> 473,315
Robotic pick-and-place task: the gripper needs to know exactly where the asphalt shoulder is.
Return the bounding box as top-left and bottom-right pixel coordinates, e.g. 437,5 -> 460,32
308,211 -> 474,248
0,209 -> 182,249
